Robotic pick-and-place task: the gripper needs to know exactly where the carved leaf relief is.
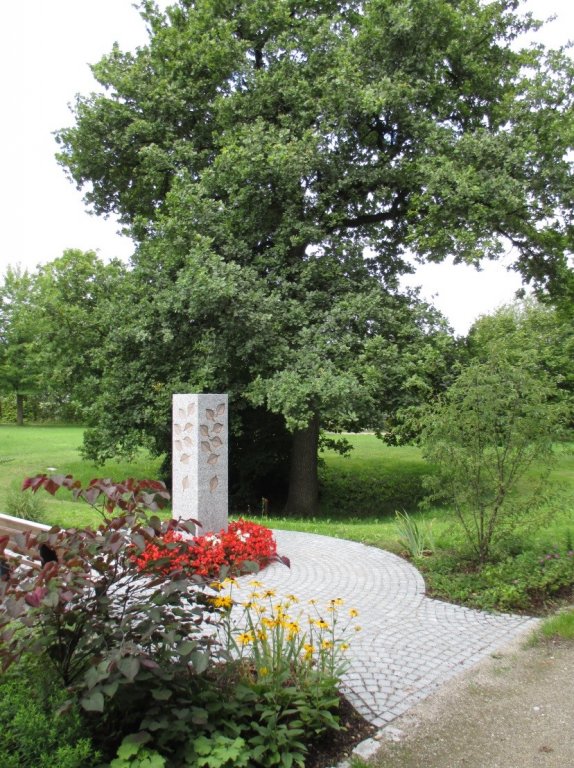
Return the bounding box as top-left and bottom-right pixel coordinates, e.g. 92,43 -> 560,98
184,422 -> 193,432
200,441 -> 211,453
210,436 -> 223,449
205,408 -> 215,421
178,408 -> 186,419
209,476 -> 219,493
174,440 -> 182,451
180,453 -> 190,464
212,422 -> 223,434
216,403 -> 225,416
182,476 -> 190,490
200,425 -> 209,436
207,453 -> 219,465
187,403 -> 195,416
174,424 -> 182,435
183,436 -> 192,447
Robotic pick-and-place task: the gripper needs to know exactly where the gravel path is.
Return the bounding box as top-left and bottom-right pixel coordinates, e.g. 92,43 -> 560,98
365,635 -> 574,768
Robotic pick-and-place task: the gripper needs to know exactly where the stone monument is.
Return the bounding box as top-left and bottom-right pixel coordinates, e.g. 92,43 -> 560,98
172,394 -> 228,534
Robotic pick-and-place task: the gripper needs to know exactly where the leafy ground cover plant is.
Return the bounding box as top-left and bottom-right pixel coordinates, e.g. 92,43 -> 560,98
419,545 -> 574,613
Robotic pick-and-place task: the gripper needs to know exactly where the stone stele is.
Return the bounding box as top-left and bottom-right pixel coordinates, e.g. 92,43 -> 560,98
172,393 -> 228,534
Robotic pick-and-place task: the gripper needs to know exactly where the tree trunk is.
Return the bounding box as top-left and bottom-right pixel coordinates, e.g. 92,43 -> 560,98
16,393 -> 24,426
284,415 -> 320,517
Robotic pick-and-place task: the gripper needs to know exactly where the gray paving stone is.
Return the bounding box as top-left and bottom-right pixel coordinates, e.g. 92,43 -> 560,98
232,529 -> 539,727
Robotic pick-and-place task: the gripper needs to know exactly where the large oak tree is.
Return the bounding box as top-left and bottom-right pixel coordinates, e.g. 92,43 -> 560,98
57,0 -> 574,514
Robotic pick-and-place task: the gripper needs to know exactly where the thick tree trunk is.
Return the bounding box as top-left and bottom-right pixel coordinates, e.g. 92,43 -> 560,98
16,393 -> 25,426
284,415 -> 320,517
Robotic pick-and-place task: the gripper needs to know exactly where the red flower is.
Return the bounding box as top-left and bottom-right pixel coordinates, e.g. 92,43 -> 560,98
134,520 -> 277,578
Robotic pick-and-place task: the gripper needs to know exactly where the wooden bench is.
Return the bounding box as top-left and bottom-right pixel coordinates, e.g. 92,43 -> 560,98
0,514 -> 55,569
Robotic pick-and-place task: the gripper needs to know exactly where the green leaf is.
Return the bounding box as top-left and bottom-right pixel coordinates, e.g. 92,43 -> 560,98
80,690 -> 105,713
118,656 -> 141,682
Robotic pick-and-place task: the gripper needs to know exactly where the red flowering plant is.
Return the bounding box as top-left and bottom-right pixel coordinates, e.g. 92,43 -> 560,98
134,519 -> 287,578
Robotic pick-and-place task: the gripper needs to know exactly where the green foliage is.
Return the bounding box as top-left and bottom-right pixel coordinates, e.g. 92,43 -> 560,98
185,734 -> 249,768
421,354 -> 566,562
0,656 -> 100,768
467,300 -> 574,419
0,252 -> 126,425
420,546 -> 574,613
110,734 -> 167,768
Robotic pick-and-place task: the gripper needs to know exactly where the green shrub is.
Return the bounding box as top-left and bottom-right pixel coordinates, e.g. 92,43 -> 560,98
0,657 -> 100,768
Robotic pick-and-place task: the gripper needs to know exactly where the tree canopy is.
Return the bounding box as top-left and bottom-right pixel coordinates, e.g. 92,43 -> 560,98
55,0 -> 574,514
0,251 -> 125,424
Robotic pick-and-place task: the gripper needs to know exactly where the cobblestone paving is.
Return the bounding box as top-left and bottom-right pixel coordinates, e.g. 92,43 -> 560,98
236,530 -> 539,728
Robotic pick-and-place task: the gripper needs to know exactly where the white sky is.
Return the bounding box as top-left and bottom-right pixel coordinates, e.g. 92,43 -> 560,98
0,0 -> 571,335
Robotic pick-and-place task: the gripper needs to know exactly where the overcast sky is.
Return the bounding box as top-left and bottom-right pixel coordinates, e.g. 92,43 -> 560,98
0,0 -> 571,334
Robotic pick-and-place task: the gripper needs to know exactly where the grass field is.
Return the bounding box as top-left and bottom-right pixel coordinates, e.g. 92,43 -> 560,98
1,424 -> 572,548
0,425 -> 163,527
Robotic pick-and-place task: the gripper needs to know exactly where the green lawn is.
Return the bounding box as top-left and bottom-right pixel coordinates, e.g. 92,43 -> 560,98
0,425 -> 163,527
2,424 -> 571,548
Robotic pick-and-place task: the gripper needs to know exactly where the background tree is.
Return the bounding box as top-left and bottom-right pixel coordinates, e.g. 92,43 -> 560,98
56,0 -> 574,514
421,352 -> 566,563
466,300 -> 574,418
0,252 -> 125,425
0,268 -> 41,425
31,250 -> 126,421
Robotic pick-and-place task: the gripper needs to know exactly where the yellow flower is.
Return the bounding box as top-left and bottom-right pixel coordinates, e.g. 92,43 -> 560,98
349,608 -> 359,618
340,642 -> 350,651
286,594 -> 299,603
262,617 -> 278,629
256,629 -> 268,642
314,619 -> 329,630
329,598 -> 344,607
287,621 -> 300,640
259,666 -> 269,677
210,595 -> 233,609
236,631 -> 254,646
249,580 -> 263,588
308,598 -> 317,606
303,643 -> 315,659
321,639 -> 334,650
222,577 -> 237,586
262,589 -> 276,598
354,625 -> 362,632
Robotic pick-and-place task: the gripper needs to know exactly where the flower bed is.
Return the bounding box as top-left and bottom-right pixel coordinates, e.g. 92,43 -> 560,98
133,519 -> 279,578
